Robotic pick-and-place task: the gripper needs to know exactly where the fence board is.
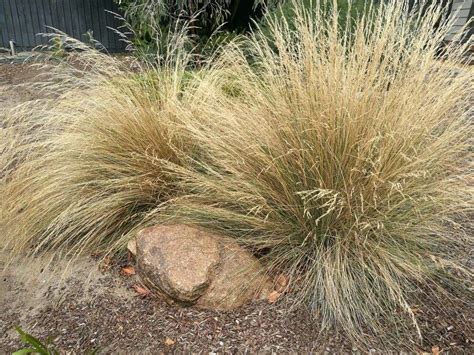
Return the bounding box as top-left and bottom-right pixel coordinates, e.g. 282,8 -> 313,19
0,1 -> 8,47
0,0 -> 126,51
14,1 -> 26,46
35,0 -> 47,45
30,0 -> 41,46
105,0 -> 118,49
4,0 -> 17,44
42,0 -> 53,37
446,0 -> 473,40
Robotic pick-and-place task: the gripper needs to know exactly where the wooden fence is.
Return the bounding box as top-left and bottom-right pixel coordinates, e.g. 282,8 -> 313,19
446,0 -> 473,40
0,0 -> 126,52
0,1 -> 472,53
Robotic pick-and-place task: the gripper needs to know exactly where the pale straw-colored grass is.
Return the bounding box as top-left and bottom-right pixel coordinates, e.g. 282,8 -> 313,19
1,0 -> 472,344
153,0 -> 473,342
0,28 -> 218,257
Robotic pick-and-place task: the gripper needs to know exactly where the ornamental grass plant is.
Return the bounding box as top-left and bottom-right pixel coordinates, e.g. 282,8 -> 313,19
0,28 -> 219,257
154,0 -> 473,341
1,0 -> 472,345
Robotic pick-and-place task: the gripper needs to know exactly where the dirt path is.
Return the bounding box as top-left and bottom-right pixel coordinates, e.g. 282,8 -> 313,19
0,61 -> 473,353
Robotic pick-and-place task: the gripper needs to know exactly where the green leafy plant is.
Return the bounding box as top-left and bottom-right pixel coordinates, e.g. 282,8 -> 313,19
262,0 -> 372,27
13,327 -> 59,355
13,326 -> 100,355
50,37 -> 67,59
115,1 -> 376,58
115,0 -> 277,31
114,0 -> 279,56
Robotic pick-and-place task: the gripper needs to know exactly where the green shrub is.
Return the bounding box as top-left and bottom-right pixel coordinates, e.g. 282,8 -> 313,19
116,1 -> 377,59
114,0 -> 278,57
262,0 -> 372,27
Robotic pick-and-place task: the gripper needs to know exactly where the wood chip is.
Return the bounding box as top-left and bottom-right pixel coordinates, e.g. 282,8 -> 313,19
267,291 -> 281,303
121,265 -> 136,276
132,284 -> 151,297
164,337 -> 176,346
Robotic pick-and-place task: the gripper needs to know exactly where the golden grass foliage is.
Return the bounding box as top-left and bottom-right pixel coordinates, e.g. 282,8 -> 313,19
0,32 -> 212,256
155,0 -> 474,340
1,0 -> 473,344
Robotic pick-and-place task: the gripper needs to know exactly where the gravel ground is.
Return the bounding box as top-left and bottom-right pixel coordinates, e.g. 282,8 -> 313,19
1,60 -> 473,354
0,56 -> 49,110
0,253 -> 472,354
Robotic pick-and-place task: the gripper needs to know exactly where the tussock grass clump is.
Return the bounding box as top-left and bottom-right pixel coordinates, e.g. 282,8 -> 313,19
156,0 -> 473,341
0,33 -> 217,257
1,0 -> 473,345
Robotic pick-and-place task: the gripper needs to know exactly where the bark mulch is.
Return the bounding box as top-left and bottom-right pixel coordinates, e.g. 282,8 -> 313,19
1,254 -> 472,354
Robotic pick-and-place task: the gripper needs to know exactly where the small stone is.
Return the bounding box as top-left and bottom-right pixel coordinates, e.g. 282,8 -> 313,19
127,239 -> 137,256
164,337 -> 176,346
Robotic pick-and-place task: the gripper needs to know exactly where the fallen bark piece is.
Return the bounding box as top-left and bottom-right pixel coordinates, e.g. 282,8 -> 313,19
267,290 -> 282,304
121,265 -> 136,276
132,284 -> 151,298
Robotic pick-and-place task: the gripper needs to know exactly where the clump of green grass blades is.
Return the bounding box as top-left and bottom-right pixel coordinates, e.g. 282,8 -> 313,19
13,326 -> 60,355
1,0 -> 472,346
13,326 -> 98,354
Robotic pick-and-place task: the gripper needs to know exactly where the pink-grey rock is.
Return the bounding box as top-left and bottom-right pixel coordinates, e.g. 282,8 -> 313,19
136,225 -> 220,304
196,238 -> 272,310
135,224 -> 271,310
127,239 -> 137,256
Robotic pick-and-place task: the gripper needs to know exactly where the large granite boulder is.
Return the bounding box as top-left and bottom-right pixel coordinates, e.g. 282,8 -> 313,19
132,225 -> 272,310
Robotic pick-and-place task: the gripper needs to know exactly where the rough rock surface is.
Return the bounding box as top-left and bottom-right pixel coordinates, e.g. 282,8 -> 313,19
196,238 -> 271,310
136,225 -> 221,304
134,225 -> 271,310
